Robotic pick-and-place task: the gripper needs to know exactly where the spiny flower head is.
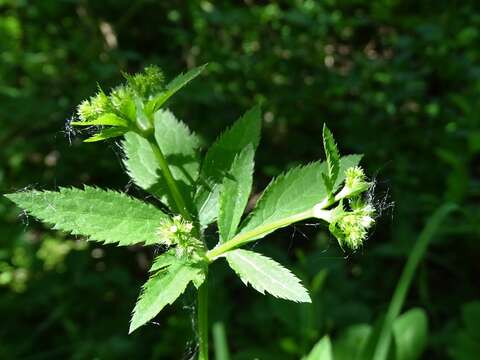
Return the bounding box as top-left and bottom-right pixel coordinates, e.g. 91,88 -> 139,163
332,198 -> 376,250
335,166 -> 371,201
76,91 -> 110,122
156,216 -> 203,258
124,65 -> 165,99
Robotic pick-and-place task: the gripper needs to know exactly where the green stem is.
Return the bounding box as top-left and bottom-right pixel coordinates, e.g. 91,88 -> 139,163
206,208 -> 315,261
146,134 -> 192,221
371,203 -> 457,360
146,131 -> 207,359
198,280 -> 209,360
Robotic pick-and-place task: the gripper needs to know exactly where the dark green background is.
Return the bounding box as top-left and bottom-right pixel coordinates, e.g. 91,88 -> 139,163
1,1 -> 479,359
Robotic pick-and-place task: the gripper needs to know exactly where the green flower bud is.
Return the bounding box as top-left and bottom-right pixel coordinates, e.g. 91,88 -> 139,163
335,166 -> 370,201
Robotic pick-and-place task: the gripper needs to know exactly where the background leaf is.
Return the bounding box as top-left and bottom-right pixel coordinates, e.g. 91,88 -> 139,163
304,336 -> 333,360
224,249 -> 311,303
5,187 -> 167,246
195,106 -> 261,226
218,144 -> 255,243
392,308 -> 428,360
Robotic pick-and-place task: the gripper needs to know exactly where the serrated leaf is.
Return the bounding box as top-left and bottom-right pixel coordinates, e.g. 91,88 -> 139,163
225,249 -> 311,303
154,109 -> 200,211
148,64 -> 207,112
322,124 -> 340,193
5,186 -> 167,246
71,113 -> 128,127
392,308 -> 428,360
122,131 -> 167,201
304,336 -> 333,360
238,155 -> 362,241
149,249 -> 178,272
218,145 -> 255,243
129,259 -> 206,333
84,127 -> 127,142
195,106 -> 261,227
122,110 -> 200,210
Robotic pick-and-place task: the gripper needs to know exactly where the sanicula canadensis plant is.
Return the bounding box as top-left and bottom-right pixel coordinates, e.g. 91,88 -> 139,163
5,65 -> 377,359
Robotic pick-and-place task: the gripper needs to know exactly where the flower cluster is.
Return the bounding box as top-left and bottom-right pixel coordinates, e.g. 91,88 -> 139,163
329,198 -> 376,250
156,216 -> 204,258
70,66 -> 166,141
313,165 -> 375,250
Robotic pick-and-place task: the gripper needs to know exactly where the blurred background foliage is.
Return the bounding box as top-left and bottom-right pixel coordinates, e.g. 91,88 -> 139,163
1,0 -> 479,359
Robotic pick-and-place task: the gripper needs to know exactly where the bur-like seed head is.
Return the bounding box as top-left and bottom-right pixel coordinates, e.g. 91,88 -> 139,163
76,92 -> 110,121
336,200 -> 376,250
342,166 -> 370,198
125,65 -> 165,99
156,216 -> 203,257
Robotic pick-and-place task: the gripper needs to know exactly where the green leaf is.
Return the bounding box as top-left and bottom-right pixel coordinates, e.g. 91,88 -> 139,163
304,336 -> 333,360
149,249 -> 178,272
238,155 -> 362,241
195,106 -> 261,227
122,110 -> 200,210
224,249 -> 311,303
322,124 -> 340,193
122,131 -> 167,200
154,109 -> 200,210
451,301 -> 480,360
71,113 -> 128,127
129,258 -> 206,333
148,64 -> 207,112
392,308 -> 428,360
333,324 -> 372,360
5,186 -> 167,246
218,144 -> 255,243
84,127 -> 127,142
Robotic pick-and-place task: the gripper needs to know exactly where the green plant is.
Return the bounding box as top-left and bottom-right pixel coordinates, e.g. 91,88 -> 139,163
4,65 -> 376,359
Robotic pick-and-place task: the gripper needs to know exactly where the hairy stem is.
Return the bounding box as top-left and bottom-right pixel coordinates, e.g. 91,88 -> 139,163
198,280 -> 209,360
146,134 -> 192,221
206,208 -> 315,261
147,132 -> 208,359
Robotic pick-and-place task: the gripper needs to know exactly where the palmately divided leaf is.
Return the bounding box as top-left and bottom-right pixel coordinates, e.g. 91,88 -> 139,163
129,259 -> 206,333
225,249 -> 311,303
218,144 -> 255,243
195,106 -> 261,227
5,186 -> 167,246
238,155 -> 362,241
322,124 -> 340,193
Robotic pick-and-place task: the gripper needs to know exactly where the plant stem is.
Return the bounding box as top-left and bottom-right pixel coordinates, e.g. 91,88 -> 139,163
206,208 -> 315,261
371,203 -> 457,360
146,133 -> 192,221
198,280 -> 209,360
147,132 -> 208,359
